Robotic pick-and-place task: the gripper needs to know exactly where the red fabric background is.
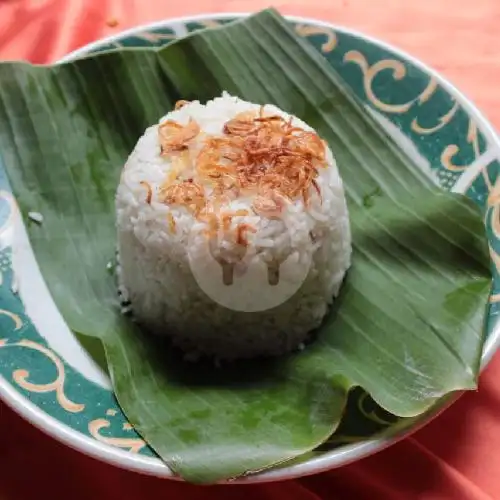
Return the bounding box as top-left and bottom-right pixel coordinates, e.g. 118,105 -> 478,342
1,1 -> 499,498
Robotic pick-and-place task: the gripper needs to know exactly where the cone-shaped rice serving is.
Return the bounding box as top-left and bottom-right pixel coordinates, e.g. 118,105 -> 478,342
116,93 -> 351,359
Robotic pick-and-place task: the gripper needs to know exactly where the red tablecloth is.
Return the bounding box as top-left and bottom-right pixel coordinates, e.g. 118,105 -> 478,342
1,1 -> 499,498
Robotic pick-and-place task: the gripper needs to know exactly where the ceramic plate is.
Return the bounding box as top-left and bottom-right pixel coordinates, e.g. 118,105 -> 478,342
0,13 -> 499,483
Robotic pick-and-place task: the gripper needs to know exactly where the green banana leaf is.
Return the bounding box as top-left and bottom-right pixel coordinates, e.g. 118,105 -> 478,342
0,8 -> 491,484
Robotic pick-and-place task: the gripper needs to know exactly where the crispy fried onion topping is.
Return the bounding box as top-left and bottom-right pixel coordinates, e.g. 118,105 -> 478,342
159,117 -> 200,155
158,178 -> 205,216
150,105 -> 327,246
197,107 -> 326,214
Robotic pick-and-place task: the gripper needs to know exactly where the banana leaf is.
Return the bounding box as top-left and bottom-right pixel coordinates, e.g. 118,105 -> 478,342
0,9 -> 491,484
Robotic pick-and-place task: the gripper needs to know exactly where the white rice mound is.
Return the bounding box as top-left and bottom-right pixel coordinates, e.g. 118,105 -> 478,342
115,93 -> 352,360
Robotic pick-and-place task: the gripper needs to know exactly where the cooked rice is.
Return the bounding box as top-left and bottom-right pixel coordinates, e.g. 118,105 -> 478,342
115,93 -> 352,360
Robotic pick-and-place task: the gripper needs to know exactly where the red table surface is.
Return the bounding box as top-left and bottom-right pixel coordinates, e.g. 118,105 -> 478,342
1,1 -> 499,499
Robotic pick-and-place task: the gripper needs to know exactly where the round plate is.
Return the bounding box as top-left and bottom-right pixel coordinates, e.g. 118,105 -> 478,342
0,13 -> 499,483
